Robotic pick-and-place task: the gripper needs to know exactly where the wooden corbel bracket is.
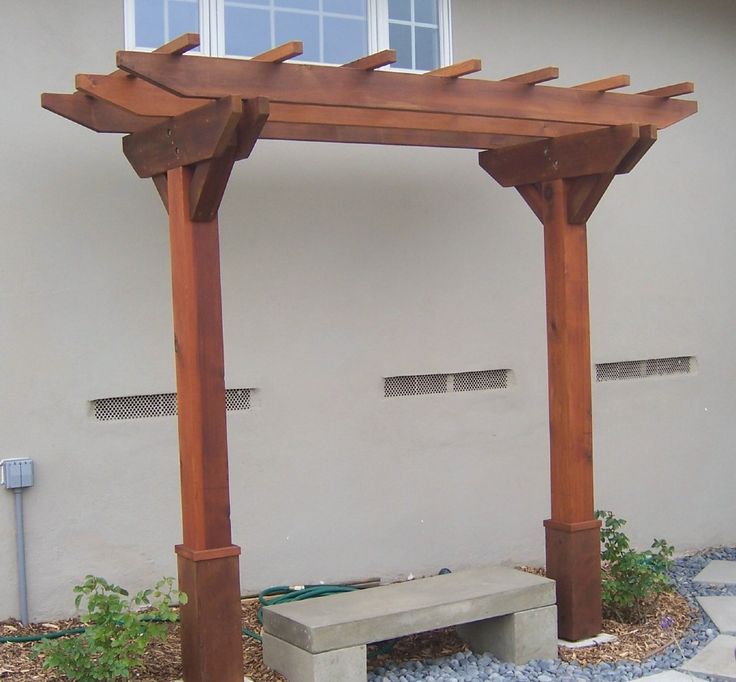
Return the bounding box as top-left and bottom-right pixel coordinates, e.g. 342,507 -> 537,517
479,123 -> 657,224
123,96 -> 270,220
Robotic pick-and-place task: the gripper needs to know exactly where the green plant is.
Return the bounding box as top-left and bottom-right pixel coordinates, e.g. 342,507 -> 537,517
596,510 -> 674,623
33,575 -> 187,681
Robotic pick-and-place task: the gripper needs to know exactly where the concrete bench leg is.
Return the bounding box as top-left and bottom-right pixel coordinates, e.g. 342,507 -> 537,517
262,632 -> 367,682
456,605 -> 558,664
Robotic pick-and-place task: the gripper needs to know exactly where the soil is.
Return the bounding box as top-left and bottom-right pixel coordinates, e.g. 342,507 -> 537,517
0,588 -> 693,681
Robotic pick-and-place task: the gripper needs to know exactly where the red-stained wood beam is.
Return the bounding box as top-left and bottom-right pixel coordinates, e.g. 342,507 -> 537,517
123,96 -> 244,178
573,74 -> 630,92
516,183 -> 544,222
116,51 -> 698,130
156,32 -> 201,55
639,82 -> 694,98
76,72 -> 209,118
344,49 -> 397,70
502,66 -> 559,85
167,165 -> 243,681
58,75 -> 608,145
189,97 -> 270,221
41,91 -> 167,133
567,173 -> 616,225
479,124 -> 640,187
426,59 -> 482,78
616,124 -> 657,174
251,41 -> 303,63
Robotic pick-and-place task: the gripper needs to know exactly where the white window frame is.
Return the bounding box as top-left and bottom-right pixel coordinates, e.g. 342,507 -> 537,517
124,0 -> 452,70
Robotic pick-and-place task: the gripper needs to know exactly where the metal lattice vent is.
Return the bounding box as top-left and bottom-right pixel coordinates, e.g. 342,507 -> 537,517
92,388 -> 252,421
595,356 -> 694,383
384,369 -> 511,398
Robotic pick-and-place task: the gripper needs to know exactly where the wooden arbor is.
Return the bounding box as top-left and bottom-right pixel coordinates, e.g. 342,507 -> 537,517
42,34 -> 696,681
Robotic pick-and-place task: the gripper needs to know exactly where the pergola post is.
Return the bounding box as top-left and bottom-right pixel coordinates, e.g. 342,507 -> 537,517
540,178 -> 601,641
168,165 -> 244,682
480,124 -> 659,640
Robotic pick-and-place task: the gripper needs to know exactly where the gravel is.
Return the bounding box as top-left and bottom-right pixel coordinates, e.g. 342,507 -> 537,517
367,547 -> 736,682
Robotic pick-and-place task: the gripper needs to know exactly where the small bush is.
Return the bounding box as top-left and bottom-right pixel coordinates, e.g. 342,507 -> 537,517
33,575 -> 187,681
596,510 -> 674,623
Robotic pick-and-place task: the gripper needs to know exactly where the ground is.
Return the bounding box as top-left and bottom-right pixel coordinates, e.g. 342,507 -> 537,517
0,588 -> 692,681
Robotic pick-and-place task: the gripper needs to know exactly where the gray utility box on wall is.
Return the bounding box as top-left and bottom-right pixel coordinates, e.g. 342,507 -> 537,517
0,458 -> 34,489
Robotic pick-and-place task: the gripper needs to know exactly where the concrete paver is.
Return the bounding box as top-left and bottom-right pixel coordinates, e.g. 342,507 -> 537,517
693,560 -> 736,585
680,634 -> 736,680
638,672 -> 700,681
698,596 -> 736,633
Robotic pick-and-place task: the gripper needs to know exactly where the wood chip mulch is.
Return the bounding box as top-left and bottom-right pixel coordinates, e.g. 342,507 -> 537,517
0,582 -> 694,681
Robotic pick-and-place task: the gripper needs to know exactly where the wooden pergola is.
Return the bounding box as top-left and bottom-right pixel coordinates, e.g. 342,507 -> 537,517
42,34 -> 696,682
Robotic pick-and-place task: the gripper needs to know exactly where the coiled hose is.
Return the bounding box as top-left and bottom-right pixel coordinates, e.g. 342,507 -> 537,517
0,583 -> 391,653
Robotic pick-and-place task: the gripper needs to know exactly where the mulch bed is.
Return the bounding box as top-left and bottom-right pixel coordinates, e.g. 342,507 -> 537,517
0,586 -> 693,681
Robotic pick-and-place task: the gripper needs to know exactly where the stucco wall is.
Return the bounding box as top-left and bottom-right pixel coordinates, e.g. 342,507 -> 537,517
1,0 -> 734,620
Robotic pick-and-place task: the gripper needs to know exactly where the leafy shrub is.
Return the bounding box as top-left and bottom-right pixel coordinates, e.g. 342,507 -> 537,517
33,575 -> 187,681
596,510 -> 674,623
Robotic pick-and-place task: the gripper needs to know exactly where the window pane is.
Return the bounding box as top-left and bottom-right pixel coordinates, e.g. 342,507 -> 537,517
274,0 -> 319,9
414,25 -> 438,70
135,0 -> 165,48
323,17 -> 367,64
324,0 -> 365,17
169,0 -> 199,40
388,0 -> 411,22
414,0 -> 438,25
389,22 -> 412,69
275,11 -> 320,61
225,6 -> 271,57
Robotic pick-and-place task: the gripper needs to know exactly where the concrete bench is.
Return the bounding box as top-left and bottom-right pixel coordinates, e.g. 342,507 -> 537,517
262,565 -> 558,682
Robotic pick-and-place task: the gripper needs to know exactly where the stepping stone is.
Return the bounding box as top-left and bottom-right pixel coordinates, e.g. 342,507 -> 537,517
698,596 -> 736,633
693,560 -> 736,585
638,672 -> 700,681
681,634 -> 736,680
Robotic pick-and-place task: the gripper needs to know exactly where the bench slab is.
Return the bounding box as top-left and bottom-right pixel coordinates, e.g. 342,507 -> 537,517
262,565 -> 555,654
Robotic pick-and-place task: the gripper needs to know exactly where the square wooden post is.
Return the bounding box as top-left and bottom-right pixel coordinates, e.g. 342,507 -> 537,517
540,178 -> 602,641
167,166 -> 244,682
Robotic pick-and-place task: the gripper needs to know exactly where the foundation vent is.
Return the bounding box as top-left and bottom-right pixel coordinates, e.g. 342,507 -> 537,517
92,388 -> 253,421
384,369 -> 511,398
595,356 -> 694,383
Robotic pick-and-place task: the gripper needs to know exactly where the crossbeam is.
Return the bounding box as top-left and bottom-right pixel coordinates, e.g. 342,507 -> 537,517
115,51 -> 697,131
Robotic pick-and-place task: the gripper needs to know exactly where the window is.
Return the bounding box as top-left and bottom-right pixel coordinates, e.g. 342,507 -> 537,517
124,0 -> 452,70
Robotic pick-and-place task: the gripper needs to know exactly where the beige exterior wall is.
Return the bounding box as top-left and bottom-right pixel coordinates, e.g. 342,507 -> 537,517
1,1 -> 734,620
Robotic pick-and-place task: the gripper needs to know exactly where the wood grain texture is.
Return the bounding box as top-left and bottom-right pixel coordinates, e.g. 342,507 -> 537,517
252,41 -> 303,63
573,74 -> 630,92
516,183 -> 544,222
41,92 -> 167,133
167,166 -> 232,551
152,173 -> 169,211
116,51 -> 697,130
541,179 -> 595,524
639,81 -> 694,98
502,66 -> 559,84
123,96 -> 243,177
616,123 -> 657,173
177,554 -> 244,682
343,49 -> 396,70
544,522 -> 602,640
567,173 -> 615,224
76,72 -> 209,117
425,59 -> 482,78
156,33 -> 200,55
479,124 -> 639,187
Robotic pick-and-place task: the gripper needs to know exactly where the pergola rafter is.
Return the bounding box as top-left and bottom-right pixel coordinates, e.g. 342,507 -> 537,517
42,34 -> 696,682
